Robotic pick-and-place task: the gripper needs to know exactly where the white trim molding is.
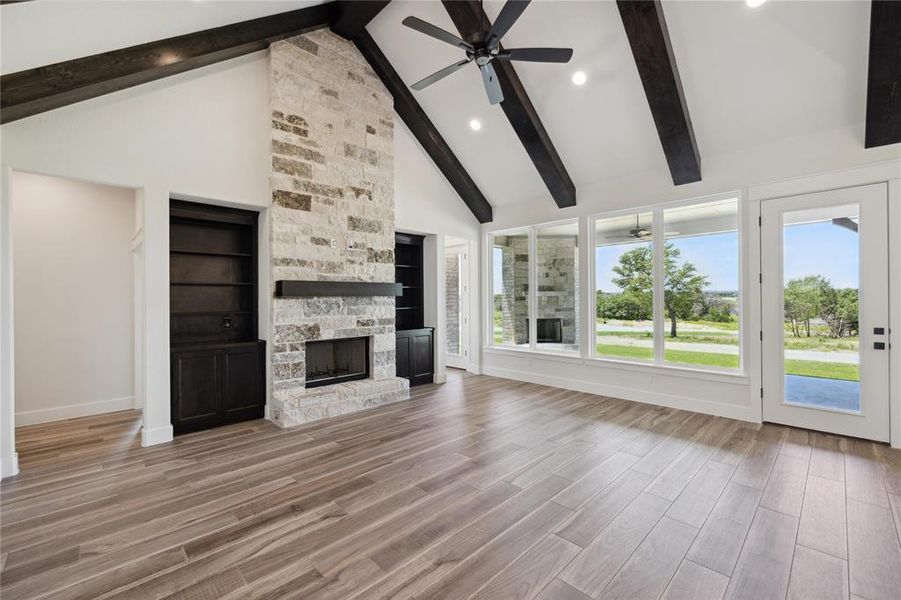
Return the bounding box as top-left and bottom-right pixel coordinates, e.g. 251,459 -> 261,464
141,424 -> 174,447
15,396 -> 136,426
1,452 -> 19,478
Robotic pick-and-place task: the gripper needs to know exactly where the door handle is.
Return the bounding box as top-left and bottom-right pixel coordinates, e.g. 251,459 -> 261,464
874,342 -> 886,350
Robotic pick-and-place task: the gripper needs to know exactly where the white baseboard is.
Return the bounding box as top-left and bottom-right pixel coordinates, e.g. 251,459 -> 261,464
141,424 -> 174,447
15,396 -> 136,426
467,363 -> 482,375
433,372 -> 448,384
1,452 -> 19,478
482,365 -> 761,424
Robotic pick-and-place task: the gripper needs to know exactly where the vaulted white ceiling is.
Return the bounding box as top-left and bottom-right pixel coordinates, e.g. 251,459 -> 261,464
1,1 -> 874,211
369,0 -> 871,207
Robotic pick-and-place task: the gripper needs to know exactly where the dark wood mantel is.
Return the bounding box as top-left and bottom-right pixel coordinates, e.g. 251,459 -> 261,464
274,280 -> 402,298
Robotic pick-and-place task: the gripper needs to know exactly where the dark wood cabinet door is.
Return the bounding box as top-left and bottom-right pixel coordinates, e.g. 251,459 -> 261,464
222,342 -> 265,422
411,331 -> 434,385
172,349 -> 220,432
395,334 -> 411,379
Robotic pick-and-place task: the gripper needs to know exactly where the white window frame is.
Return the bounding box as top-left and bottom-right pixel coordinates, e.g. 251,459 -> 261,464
486,218 -> 581,356
590,192 -> 744,375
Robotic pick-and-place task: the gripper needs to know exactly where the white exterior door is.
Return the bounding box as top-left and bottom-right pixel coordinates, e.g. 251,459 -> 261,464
761,183 -> 890,441
445,244 -> 469,370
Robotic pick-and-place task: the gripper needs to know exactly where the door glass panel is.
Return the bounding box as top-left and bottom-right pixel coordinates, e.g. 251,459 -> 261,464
595,211 -> 654,361
445,252 -> 462,356
663,198 -> 740,370
536,221 -> 579,353
782,203 -> 860,412
492,232 -> 529,347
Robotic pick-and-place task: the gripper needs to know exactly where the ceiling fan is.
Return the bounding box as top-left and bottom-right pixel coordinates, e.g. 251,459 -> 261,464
605,215 -> 679,241
402,0 -> 574,105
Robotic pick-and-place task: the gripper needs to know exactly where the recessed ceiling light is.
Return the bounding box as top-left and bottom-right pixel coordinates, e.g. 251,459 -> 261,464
746,0 -> 767,7
572,71 -> 587,86
469,119 -> 482,131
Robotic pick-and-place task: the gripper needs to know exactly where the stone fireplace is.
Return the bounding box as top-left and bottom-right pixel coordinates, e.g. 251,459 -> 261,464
267,30 -> 409,427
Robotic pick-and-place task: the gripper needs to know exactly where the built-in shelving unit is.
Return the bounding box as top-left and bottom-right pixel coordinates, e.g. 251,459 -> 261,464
169,200 -> 265,435
394,232 -> 433,386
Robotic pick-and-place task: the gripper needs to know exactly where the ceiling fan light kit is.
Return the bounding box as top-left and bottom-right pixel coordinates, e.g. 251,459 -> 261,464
403,0 -> 573,105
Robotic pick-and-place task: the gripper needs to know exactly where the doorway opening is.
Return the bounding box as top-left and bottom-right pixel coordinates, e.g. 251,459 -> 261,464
10,172 -> 141,468
445,239 -> 470,371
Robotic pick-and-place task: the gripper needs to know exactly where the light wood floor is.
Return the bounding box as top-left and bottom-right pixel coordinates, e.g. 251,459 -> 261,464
2,372 -> 901,600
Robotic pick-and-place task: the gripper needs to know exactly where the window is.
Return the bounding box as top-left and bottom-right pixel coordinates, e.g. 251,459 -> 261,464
492,230 -> 529,347
490,220 -> 580,353
663,199 -> 739,369
536,221 -> 579,352
595,211 -> 655,362
593,196 -> 741,373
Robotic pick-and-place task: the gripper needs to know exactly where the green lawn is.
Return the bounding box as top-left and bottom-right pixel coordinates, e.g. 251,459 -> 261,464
596,343 -> 859,381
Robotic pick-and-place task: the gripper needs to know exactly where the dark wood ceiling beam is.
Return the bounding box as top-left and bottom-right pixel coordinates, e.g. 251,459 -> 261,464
865,0 -> 901,148
0,2 -> 338,124
350,30 -> 493,223
616,0 -> 700,185
331,0 -> 390,39
441,0 -> 576,209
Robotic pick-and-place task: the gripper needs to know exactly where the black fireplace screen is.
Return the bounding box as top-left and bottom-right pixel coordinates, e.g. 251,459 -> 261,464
305,337 -> 370,388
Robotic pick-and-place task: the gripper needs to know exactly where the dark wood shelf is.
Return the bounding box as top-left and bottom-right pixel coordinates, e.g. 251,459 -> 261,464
171,282 -> 253,287
171,310 -> 252,317
395,306 -> 422,311
171,249 -> 253,258
395,264 -> 418,269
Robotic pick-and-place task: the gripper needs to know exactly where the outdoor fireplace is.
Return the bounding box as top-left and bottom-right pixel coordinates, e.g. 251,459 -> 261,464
305,337 -> 370,388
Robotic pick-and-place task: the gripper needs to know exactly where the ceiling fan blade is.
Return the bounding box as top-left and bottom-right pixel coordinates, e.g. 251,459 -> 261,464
497,47 -> 574,63
402,16 -> 474,51
487,0 -> 531,48
480,62 -> 504,105
411,58 -> 473,91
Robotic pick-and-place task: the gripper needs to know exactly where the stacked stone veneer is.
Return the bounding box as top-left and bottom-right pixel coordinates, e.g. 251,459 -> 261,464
445,254 -> 460,354
268,30 -> 408,428
496,235 -> 529,344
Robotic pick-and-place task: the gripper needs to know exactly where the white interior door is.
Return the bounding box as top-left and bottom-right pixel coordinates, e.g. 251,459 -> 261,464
445,244 -> 469,370
761,183 -> 889,441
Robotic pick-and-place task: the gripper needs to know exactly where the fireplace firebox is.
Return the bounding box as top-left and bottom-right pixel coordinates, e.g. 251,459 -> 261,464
305,337 -> 370,388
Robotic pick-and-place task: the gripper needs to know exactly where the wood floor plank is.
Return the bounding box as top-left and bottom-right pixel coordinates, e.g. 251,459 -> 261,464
665,459 -> 734,528
759,452 -> 810,517
797,474 -> 847,559
535,578 -> 593,600
787,544 -> 849,600
724,507 -> 799,600
847,498 -> 901,600
558,492 -> 670,597
598,516 -> 698,600
686,482 -> 762,576
555,469 -> 655,548
660,559 -> 729,600
1,371 -> 895,600
470,534 -> 581,600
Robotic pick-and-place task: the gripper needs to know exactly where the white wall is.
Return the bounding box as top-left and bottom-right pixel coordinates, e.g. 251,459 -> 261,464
12,173 -> 136,425
394,120 -> 483,379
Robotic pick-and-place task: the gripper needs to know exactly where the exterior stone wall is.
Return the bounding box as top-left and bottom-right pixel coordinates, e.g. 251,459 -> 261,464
268,30 -> 408,428
536,236 -> 579,348
445,253 -> 460,354
497,235 -> 529,344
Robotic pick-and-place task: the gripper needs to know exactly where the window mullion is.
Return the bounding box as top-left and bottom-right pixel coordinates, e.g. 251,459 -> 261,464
652,208 -> 665,364
528,226 -> 537,351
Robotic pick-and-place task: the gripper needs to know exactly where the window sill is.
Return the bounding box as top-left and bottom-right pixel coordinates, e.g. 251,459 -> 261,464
483,345 -> 749,385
